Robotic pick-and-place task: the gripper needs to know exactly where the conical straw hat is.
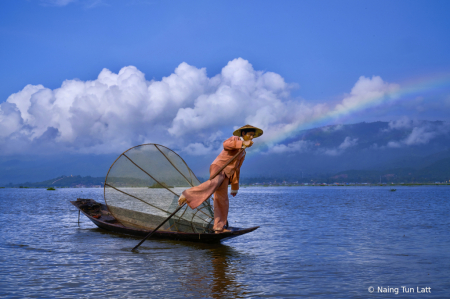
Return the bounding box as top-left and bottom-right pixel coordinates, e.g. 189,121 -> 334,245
233,124 -> 264,138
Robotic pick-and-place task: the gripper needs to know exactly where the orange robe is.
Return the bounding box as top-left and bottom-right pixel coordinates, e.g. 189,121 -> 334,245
182,136 -> 246,231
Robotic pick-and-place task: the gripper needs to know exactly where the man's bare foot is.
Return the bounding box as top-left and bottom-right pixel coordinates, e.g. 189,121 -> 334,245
214,228 -> 231,234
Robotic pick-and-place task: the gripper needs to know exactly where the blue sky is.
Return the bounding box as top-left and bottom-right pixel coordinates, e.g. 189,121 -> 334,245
1,0 -> 450,161
2,0 -> 449,102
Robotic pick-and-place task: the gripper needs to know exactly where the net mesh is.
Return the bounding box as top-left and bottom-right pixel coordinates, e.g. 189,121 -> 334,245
104,144 -> 214,233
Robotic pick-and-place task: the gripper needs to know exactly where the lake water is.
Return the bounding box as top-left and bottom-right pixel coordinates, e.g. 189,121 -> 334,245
0,186 -> 449,298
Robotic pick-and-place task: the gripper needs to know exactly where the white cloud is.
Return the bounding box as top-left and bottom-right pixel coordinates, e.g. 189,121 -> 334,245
385,122 -> 450,148
323,149 -> 339,156
168,58 -> 296,137
323,137 -> 358,156
321,124 -> 343,132
388,117 -> 413,130
1,59 -> 319,155
1,58 -> 446,157
182,143 -> 215,156
339,136 -> 358,149
386,117 -> 421,131
268,140 -> 313,154
387,141 -> 402,148
403,126 -> 437,145
0,102 -> 23,138
335,76 -> 399,113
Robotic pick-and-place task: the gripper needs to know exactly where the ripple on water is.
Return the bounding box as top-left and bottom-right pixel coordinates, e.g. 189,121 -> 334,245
0,186 -> 449,298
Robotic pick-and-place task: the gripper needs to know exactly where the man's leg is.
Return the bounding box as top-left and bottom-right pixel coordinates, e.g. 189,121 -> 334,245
182,171 -> 225,210
213,175 -> 230,232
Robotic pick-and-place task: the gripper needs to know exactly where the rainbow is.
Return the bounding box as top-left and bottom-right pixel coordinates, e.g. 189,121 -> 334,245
254,72 -> 450,151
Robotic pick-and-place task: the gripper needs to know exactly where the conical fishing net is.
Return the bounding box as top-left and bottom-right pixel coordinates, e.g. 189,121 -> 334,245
104,144 -> 214,233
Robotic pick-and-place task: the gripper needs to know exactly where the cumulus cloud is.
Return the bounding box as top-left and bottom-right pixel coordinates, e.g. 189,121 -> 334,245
323,137 -> 358,156
335,76 -> 399,113
1,58 -> 444,157
0,58 -> 339,156
1,63 -> 211,154
168,58 -> 296,137
1,59 -> 313,155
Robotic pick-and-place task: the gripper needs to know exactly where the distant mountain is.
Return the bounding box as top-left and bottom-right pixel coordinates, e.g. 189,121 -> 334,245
7,175 -> 104,188
327,156 -> 450,183
242,120 -> 450,178
0,154 -> 117,185
7,157 -> 450,187
1,120 -> 449,185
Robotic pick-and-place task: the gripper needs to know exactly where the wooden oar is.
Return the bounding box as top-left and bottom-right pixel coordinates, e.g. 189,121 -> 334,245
131,146 -> 246,251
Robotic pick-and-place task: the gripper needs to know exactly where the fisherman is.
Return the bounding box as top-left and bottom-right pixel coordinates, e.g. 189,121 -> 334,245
178,125 -> 263,233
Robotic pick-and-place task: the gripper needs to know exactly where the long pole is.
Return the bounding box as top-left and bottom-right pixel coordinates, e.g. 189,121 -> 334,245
131,146 -> 246,251
132,203 -> 186,251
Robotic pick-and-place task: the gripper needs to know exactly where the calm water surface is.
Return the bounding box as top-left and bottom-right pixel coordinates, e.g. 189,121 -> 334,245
0,186 -> 449,298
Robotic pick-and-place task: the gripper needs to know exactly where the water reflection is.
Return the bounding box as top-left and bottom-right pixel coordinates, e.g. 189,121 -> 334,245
210,245 -> 248,298
170,242 -> 249,298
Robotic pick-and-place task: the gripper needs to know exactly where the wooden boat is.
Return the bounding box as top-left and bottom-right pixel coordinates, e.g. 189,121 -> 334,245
71,198 -> 259,243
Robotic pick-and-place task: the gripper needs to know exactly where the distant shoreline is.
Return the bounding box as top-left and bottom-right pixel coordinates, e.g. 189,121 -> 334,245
2,184 -> 450,189
241,183 -> 450,187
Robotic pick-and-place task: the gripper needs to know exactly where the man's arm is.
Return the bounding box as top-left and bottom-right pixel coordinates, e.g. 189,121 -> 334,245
223,136 -> 243,151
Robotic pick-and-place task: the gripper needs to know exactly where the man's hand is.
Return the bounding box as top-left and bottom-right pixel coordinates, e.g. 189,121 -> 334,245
178,194 -> 186,206
230,190 -> 238,197
243,140 -> 253,148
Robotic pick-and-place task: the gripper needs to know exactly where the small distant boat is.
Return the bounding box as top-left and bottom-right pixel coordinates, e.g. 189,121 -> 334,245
71,198 -> 259,243
390,189 -> 397,192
